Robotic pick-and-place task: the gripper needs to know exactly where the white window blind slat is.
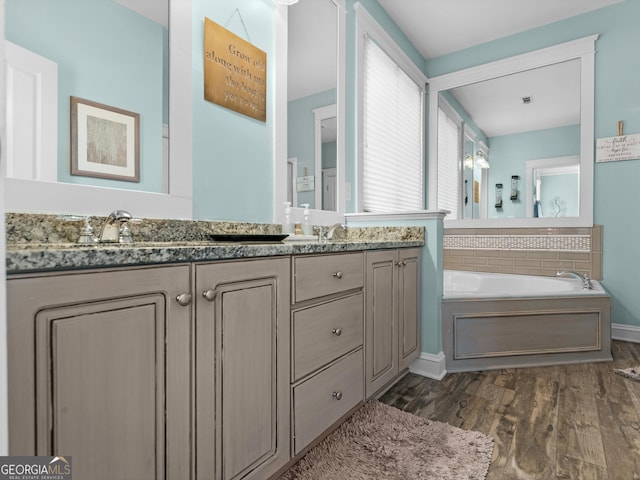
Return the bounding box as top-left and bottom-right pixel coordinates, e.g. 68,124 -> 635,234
362,37 -> 424,213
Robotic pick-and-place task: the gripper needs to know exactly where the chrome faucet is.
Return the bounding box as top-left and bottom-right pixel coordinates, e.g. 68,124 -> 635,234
99,210 -> 134,243
326,223 -> 346,241
557,271 -> 592,289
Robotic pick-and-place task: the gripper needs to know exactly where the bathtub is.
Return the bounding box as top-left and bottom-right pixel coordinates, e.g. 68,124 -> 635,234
442,270 -> 612,372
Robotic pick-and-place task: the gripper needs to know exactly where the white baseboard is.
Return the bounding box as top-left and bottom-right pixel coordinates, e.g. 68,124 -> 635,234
409,351 -> 447,380
612,323 -> 640,343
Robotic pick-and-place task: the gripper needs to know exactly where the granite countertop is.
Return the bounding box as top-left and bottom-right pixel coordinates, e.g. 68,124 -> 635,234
6,213 -> 424,274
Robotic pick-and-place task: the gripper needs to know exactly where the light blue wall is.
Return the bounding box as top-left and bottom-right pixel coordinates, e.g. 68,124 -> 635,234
487,125 -> 579,218
541,173 -> 580,218
6,0 -> 166,193
441,91 -> 488,146
288,89 -> 336,209
425,0 -> 640,328
347,219 -> 444,355
191,0 -> 275,222
322,141 -> 337,169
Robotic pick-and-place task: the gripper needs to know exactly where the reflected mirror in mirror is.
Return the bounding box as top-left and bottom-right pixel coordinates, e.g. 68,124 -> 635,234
5,0 -> 169,194
527,156 -> 580,218
287,0 -> 338,211
439,58 -> 581,220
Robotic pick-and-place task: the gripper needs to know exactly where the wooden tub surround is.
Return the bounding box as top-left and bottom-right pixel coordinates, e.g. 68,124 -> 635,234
442,271 -> 611,372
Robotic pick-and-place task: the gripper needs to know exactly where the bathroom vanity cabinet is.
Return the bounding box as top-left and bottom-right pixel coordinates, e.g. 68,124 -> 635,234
7,264 -> 192,480
364,248 -> 421,398
290,252 -> 365,455
194,257 -> 291,480
6,246 -> 420,480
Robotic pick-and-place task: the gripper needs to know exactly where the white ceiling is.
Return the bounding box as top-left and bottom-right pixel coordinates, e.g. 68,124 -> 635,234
449,59 -> 581,137
374,0 -> 622,138
288,0 -> 337,102
377,0 -> 623,60
115,0 -> 168,27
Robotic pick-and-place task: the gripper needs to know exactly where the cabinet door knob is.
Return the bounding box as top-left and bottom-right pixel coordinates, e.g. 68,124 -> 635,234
202,289 -> 216,302
176,293 -> 192,306
332,391 -> 343,400
332,328 -> 342,336
332,271 -> 343,279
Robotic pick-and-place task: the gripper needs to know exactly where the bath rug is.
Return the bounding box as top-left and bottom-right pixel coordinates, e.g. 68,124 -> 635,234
615,366 -> 640,382
280,401 -> 494,480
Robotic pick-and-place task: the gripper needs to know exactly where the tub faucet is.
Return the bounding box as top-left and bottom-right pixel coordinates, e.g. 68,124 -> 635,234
99,210 -> 134,243
557,271 -> 592,289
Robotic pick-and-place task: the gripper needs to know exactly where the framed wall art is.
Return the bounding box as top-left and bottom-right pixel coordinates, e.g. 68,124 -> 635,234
70,96 -> 140,182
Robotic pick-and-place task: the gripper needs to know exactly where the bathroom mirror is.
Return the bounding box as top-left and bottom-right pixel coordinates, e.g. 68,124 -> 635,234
526,156 -> 580,218
428,35 -> 597,228
275,0 -> 346,224
4,0 -> 193,218
287,0 -> 341,212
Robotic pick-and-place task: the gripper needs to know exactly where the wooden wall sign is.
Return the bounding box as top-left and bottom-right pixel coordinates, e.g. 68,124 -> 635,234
596,133 -> 640,163
204,17 -> 267,122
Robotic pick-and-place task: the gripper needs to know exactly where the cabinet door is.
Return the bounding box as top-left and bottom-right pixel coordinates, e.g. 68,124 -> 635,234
398,248 -> 421,371
7,265 -> 192,480
195,257 -> 290,480
364,250 -> 398,398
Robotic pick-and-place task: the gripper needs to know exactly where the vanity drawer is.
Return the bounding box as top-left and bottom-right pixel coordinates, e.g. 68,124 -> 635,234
293,293 -> 363,381
293,253 -> 364,302
293,349 -> 364,454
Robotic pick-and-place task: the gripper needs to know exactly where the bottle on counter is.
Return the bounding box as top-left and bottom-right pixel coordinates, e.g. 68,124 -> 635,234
282,202 -> 294,234
301,204 -> 313,235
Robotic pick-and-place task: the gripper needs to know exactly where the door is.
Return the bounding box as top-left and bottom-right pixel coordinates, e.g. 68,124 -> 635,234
398,248 -> 421,371
322,168 -> 337,211
364,250 -> 398,398
195,257 -> 290,480
5,41 -> 57,181
7,265 -> 192,479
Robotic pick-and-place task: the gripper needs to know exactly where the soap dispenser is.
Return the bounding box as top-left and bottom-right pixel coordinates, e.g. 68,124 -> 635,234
282,202 -> 294,234
301,204 -> 313,235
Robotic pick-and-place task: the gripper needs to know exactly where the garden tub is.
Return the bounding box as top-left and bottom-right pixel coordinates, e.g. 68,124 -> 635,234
442,270 -> 611,372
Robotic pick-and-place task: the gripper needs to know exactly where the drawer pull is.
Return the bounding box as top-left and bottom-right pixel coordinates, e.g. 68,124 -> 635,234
332,391 -> 343,401
176,293 -> 192,306
331,328 -> 342,336
202,289 -> 216,302
332,271 -> 343,279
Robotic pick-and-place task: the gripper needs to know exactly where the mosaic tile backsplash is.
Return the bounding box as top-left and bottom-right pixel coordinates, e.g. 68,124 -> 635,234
444,226 -> 602,279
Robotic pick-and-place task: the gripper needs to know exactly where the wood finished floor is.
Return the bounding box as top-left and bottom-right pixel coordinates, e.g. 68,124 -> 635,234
380,340 -> 640,480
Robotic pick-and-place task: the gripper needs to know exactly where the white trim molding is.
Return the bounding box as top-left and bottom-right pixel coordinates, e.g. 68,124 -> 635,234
612,323 -> 640,344
409,351 -> 447,381
428,34 -> 598,229
346,210 -> 448,223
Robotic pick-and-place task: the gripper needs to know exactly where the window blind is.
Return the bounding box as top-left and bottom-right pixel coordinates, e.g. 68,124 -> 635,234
362,37 -> 424,213
437,106 -> 462,219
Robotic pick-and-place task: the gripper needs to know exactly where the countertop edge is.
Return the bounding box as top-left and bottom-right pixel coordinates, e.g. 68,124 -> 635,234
6,240 -> 425,274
